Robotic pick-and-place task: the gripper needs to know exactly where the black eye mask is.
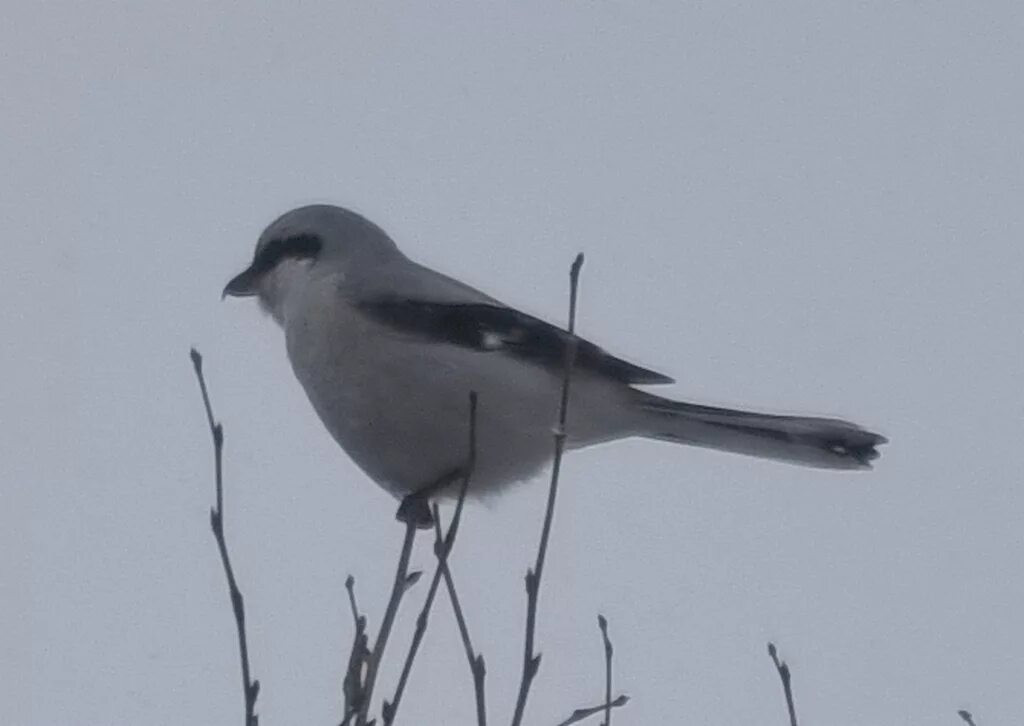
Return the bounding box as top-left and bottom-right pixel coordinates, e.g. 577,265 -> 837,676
252,233 -> 323,275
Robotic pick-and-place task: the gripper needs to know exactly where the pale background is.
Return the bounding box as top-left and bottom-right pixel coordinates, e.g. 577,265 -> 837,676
4,3 -> 1023,725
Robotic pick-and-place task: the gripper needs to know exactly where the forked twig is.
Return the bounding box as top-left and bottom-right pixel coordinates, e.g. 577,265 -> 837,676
767,642 -> 798,726
340,575 -> 369,726
553,695 -> 629,726
510,253 -> 585,726
437,507 -> 488,726
354,519 -> 418,725
190,348 -> 260,726
382,392 -> 479,725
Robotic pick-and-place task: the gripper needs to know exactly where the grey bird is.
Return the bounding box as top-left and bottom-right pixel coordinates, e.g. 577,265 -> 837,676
224,204 -> 885,523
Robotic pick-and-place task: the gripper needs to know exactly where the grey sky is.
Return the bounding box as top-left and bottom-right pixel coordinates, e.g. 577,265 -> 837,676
5,2 -> 1023,724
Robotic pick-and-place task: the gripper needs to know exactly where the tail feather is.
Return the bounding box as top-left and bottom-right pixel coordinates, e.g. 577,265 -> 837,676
637,395 -> 886,470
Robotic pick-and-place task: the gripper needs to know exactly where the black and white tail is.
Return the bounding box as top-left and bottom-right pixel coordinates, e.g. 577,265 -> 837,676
636,394 -> 886,469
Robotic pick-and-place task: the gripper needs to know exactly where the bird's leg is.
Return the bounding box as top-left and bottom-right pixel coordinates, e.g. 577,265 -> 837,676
396,466 -> 466,530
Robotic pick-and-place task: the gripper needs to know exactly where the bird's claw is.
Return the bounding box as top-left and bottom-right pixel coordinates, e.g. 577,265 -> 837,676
396,496 -> 434,529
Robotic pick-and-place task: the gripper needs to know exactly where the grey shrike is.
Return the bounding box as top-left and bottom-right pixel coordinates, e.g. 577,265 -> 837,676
224,204 -> 885,522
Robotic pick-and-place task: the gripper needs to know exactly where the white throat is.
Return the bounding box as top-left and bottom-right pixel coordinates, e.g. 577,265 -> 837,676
256,258 -> 320,326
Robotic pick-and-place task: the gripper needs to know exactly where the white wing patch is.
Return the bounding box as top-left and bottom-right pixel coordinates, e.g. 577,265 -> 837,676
480,331 -> 504,350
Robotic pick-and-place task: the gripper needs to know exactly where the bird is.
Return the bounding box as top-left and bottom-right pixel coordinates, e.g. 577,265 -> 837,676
223,204 -> 885,525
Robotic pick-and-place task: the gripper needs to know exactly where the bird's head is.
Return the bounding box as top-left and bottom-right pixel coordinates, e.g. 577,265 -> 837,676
223,204 -> 401,322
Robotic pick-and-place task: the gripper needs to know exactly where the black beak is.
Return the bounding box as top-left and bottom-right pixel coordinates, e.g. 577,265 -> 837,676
222,265 -> 259,299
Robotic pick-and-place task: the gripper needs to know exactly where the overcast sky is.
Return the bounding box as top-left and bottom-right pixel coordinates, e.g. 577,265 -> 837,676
5,3 -> 1023,725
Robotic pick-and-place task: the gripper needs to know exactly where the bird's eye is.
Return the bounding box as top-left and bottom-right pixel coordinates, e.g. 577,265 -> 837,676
253,233 -> 323,274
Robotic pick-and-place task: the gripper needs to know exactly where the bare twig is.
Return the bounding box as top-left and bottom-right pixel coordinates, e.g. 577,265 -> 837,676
341,575 -> 369,726
958,710 -> 978,726
190,348 -> 259,726
553,695 -> 629,726
596,615 -> 613,726
767,642 -> 798,726
510,253 -> 585,726
354,519 -> 418,726
437,511 -> 488,726
346,575 -> 362,624
383,393 -> 479,725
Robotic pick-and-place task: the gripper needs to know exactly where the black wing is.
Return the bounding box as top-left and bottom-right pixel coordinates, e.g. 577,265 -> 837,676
358,298 -> 674,386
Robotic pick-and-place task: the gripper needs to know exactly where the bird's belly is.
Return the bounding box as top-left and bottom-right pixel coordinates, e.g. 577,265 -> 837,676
287,319 -> 567,499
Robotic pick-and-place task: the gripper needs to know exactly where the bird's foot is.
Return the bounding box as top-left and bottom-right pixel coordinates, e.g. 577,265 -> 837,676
395,466 -> 469,530
396,494 -> 434,530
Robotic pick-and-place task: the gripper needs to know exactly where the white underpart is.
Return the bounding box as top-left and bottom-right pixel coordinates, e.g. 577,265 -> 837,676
273,267 -> 637,500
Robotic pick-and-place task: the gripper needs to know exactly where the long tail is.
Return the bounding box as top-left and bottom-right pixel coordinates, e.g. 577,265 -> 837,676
636,393 -> 886,469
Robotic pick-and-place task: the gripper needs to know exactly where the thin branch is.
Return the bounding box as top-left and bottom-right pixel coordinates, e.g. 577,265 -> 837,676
438,512 -> 487,726
596,615 -> 613,726
190,348 -> 259,726
767,642 -> 798,726
510,253 -> 585,726
383,393 -> 479,726
341,575 -> 369,726
958,710 -> 978,726
354,519 -> 418,726
347,574 -> 363,625
553,695 -> 629,726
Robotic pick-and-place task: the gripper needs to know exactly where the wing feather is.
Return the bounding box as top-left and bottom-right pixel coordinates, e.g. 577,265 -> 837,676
357,298 -> 674,386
